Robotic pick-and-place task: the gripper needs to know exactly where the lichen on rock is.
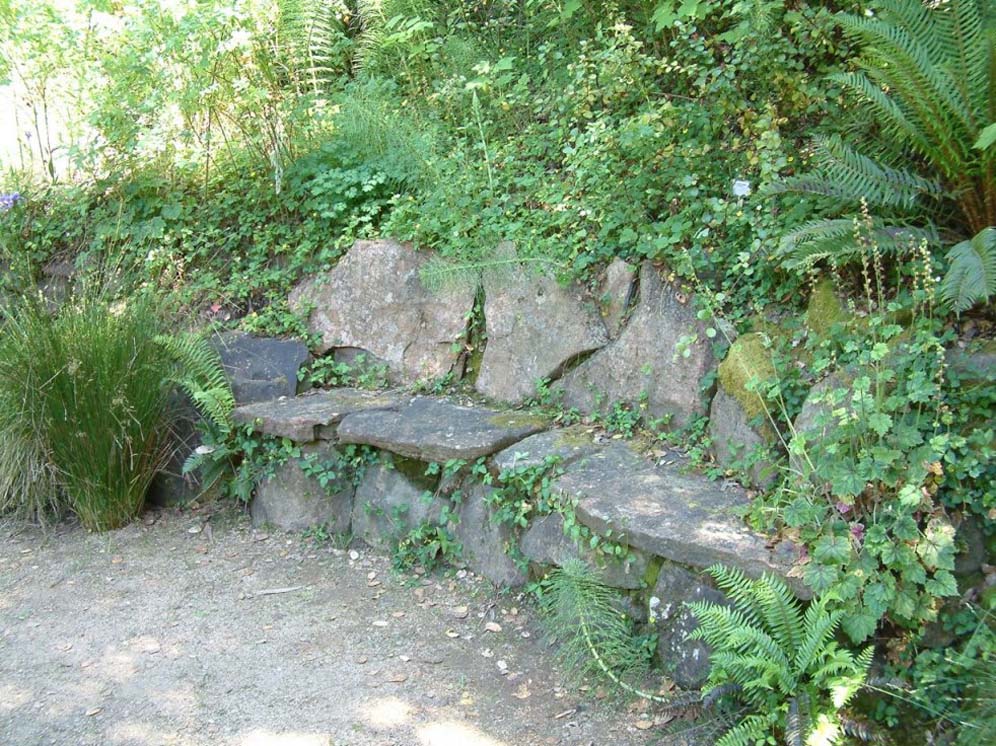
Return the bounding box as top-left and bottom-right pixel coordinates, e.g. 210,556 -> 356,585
716,332 -> 777,423
805,277 -> 848,337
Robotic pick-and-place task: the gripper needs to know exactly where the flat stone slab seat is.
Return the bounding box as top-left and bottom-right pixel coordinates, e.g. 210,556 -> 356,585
337,397 -> 549,462
232,388 -> 405,442
495,430 -> 800,589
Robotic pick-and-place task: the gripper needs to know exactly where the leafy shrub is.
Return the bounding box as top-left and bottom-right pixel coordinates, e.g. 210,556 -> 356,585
775,238 -> 965,642
688,565 -> 873,746
0,285 -> 173,529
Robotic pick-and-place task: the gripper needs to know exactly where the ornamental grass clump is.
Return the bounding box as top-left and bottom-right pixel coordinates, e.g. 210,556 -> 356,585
0,286 -> 173,530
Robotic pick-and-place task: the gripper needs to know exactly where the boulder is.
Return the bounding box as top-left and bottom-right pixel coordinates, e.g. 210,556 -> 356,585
475,268 -> 608,403
289,240 -> 476,384
149,395 -> 207,506
652,562 -> 728,689
708,333 -> 780,488
232,388 -> 404,442
598,258 -> 637,338
790,373 -> 849,477
557,263 -> 715,429
452,484 -> 528,587
350,458 -> 446,548
337,396 -> 547,462
212,331 -> 309,404
251,442 -> 354,532
947,339 -> 996,387
708,389 -> 778,489
519,513 -> 648,589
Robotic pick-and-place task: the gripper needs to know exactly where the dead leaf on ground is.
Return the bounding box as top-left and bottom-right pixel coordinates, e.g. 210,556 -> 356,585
484,622 -> 502,633
512,683 -> 531,700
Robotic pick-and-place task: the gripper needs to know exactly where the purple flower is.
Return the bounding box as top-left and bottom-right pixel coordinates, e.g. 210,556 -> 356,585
0,192 -> 21,212
850,523 -> 865,543
835,501 -> 852,515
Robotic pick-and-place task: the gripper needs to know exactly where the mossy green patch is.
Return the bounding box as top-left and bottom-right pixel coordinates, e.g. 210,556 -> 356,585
717,332 -> 777,421
642,554 -> 664,590
487,412 -> 549,430
805,278 -> 848,337
387,454 -> 439,492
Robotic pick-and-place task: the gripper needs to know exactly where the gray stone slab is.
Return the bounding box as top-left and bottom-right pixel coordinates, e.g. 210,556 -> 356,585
492,426 -> 603,472
212,331 -> 309,404
337,397 -> 548,462
557,262 -> 715,429
232,388 -> 404,442
289,239 -> 476,384
708,387 -> 779,489
251,443 -> 354,532
652,562 -> 728,689
598,258 -> 637,338
519,513 -> 648,589
452,484 -> 528,587
351,459 -> 447,549
555,442 -> 801,587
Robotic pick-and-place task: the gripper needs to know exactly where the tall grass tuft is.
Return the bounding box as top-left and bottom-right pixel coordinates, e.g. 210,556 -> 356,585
0,286 -> 173,530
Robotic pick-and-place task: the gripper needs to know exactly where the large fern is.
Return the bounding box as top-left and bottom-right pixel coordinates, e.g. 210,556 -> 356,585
771,0 -> 996,310
940,226 -> 996,312
687,565 -> 873,746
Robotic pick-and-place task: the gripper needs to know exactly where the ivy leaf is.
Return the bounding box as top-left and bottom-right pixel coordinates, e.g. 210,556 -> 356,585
842,610 -> 879,643
814,534 -> 852,565
804,562 -> 839,594
867,412 -> 893,437
917,520 -> 956,570
784,497 -> 823,528
892,513 -> 920,542
924,571 -> 958,598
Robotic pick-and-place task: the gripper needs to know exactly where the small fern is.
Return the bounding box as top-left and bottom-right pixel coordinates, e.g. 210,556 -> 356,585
156,333 -> 238,495
687,565 -> 874,746
941,226 -> 996,313
540,559 -> 654,695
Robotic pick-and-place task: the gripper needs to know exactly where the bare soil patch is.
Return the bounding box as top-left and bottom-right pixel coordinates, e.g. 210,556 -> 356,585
1,506 -> 685,746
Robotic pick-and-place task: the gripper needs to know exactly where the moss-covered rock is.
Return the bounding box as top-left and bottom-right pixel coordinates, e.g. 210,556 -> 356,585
805,278 -> 848,337
716,332 -> 777,422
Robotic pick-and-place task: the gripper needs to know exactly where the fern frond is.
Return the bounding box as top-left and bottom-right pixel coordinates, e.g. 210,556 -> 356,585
813,135 -> 944,208
795,601 -> 843,674
156,333 -> 235,432
715,714 -> 773,746
277,0 -> 349,97
837,9 -> 975,147
752,573 -> 806,659
940,226 -> 996,312
704,564 -> 764,627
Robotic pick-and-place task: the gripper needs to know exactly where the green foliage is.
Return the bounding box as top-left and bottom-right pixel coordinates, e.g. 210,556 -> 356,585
299,352 -> 390,390
778,276 -> 964,641
0,284 -> 172,529
688,565 -> 873,746
157,332 -> 235,433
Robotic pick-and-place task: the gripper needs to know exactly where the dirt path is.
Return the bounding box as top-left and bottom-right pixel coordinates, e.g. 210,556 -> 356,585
1,506 -> 689,746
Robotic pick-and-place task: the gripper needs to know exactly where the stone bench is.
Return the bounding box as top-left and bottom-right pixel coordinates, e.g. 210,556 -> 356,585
232,387 -> 802,688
